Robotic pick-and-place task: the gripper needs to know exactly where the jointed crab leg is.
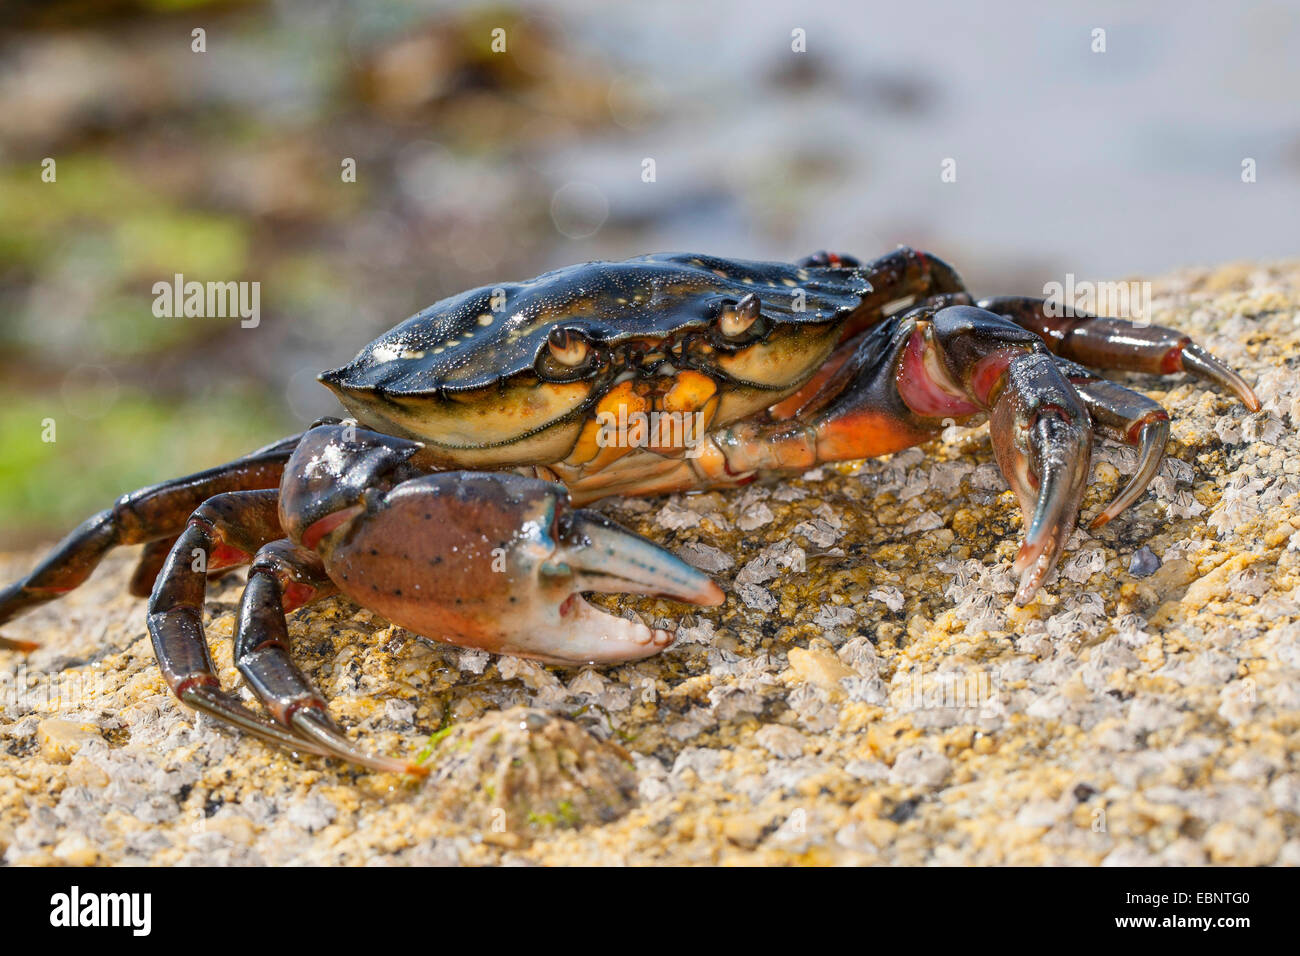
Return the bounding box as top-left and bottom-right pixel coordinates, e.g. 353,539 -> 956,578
148,492 -> 307,743
145,489 -> 359,767
0,430 -> 310,651
234,540 -> 335,726
233,539 -> 422,774
128,535 -> 182,598
809,251 -> 1259,411
146,477 -> 424,772
915,306 -> 1098,602
978,296 -> 1261,411
804,247 -> 972,341
712,306 -> 1096,603
1051,357 -> 1172,529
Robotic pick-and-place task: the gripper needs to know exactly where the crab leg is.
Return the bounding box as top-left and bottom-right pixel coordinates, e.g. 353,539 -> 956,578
978,296 -> 1260,411
127,535 -> 182,598
0,429 -> 314,651
982,341 -> 1092,602
232,539 -> 423,774
146,490 -> 343,764
1048,358 -> 1171,529
712,318 -> 948,475
712,306 -> 1098,603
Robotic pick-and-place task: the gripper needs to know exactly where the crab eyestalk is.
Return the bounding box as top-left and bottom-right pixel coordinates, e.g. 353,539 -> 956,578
314,472 -> 723,665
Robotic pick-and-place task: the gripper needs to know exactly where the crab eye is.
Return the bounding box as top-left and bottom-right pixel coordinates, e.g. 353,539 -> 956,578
718,293 -> 760,338
537,327 -> 602,382
547,327 -> 592,367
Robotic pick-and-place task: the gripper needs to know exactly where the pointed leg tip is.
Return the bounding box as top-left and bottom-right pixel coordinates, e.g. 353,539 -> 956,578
1090,417 -> 1168,531
290,706 -> 416,776
1230,378 -> 1261,413
1013,562 -> 1044,605
351,754 -> 429,776
1181,344 -> 1261,412
1013,576 -> 1042,607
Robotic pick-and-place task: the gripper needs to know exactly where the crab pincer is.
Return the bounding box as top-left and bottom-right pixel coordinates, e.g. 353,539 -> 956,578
918,304 -> 1254,604
986,348 -> 1094,604
314,468 -> 724,664
283,426 -> 728,665
912,306 -> 1093,603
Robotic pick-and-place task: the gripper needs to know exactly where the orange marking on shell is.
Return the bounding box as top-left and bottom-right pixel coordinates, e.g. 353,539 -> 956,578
649,372 -> 718,454
661,370 -> 717,413
568,418 -> 604,466
572,419 -> 635,471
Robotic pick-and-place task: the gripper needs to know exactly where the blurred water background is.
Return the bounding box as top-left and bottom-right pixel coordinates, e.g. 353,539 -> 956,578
1,0 -> 1297,545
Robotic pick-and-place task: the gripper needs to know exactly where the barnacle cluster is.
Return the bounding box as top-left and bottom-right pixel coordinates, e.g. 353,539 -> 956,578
422,707 -> 638,841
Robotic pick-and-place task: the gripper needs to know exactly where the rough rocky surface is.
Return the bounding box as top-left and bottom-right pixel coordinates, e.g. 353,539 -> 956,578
3,260 -> 1300,866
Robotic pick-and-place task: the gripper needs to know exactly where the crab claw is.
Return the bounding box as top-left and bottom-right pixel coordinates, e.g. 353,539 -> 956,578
318,472 -> 722,666
535,507 -> 725,662
988,352 -> 1094,605
1178,343 -> 1261,412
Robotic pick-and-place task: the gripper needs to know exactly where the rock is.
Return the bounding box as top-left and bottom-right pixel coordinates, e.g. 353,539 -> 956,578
206,815 -> 257,847
755,724 -> 807,759
888,746 -> 951,789
422,708 -> 637,842
787,647 -> 856,697
736,583 -> 777,611
286,791 -> 338,833
52,833 -> 99,866
1128,546 -> 1161,578
675,542 -> 735,572
65,756 -> 109,789
37,719 -> 100,763
723,814 -> 765,848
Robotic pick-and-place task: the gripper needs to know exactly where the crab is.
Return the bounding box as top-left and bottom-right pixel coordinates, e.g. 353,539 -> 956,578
0,248 -> 1260,773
